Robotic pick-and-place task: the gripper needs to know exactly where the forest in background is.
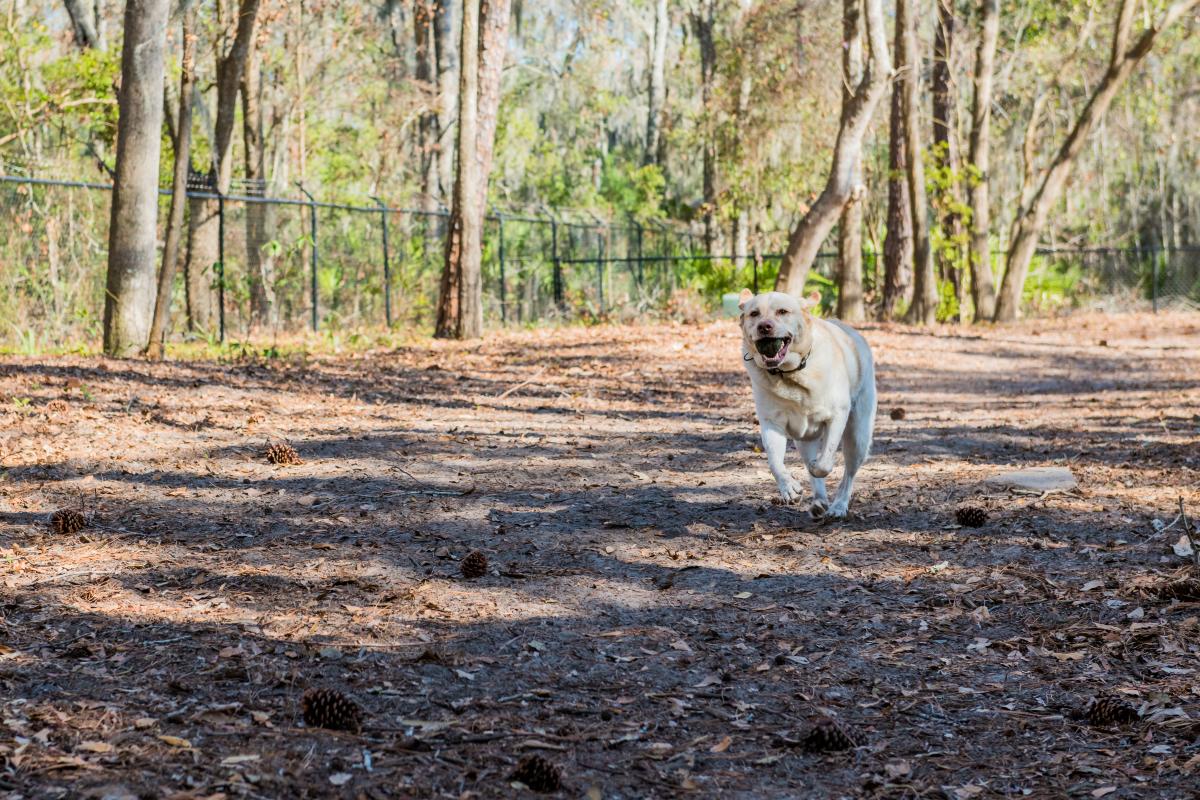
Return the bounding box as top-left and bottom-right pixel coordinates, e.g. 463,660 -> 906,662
0,0 -> 1198,347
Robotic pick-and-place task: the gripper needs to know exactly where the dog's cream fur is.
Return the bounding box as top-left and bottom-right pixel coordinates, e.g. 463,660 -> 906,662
739,290 -> 876,518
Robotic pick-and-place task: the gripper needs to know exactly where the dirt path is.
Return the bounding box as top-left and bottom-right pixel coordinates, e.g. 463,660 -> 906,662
2,313 -> 1199,799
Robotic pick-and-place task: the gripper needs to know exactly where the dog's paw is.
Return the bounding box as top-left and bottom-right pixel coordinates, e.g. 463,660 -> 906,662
810,499 -> 829,518
777,480 -> 805,504
824,500 -> 849,519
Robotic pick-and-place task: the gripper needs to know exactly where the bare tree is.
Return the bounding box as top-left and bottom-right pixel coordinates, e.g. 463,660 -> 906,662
241,45 -> 275,327
931,0 -> 963,309
774,0 -> 891,295
146,5 -> 196,359
435,0 -> 459,201
994,0 -> 1200,321
64,0 -> 104,49
435,0 -> 512,339
900,0 -> 937,325
644,0 -> 669,166
836,0 -> 865,321
183,0 -> 263,333
415,0 -> 443,211
880,8 -> 912,320
691,0 -> 718,254
103,0 -> 170,357
965,0 -> 998,321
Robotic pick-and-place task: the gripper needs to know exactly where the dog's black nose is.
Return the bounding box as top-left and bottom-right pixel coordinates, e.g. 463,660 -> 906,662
756,321 -> 774,335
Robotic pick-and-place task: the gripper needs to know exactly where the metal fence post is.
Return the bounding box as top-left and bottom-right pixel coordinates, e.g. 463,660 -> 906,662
497,214 -> 507,324
1152,246 -> 1160,313
635,222 -> 644,289
216,191 -> 226,343
597,227 -> 606,316
371,197 -> 392,327
551,217 -> 563,309
297,183 -> 319,331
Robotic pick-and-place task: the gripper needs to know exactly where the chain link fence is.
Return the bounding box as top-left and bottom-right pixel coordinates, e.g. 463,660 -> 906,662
1,173 -> 1196,348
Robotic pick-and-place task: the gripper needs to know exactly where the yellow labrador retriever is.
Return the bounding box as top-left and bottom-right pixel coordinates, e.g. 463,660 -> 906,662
738,290 -> 876,518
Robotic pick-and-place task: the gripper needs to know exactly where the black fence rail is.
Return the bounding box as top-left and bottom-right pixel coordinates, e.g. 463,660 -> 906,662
1,173 -> 1196,349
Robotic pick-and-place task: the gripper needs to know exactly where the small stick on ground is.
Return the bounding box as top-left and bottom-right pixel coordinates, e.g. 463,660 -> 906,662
1180,497 -> 1199,568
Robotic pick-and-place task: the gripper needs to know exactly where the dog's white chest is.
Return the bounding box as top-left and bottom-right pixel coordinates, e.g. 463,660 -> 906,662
755,376 -> 836,440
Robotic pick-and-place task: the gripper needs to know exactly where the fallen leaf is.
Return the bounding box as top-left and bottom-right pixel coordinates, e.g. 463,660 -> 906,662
157,735 -> 192,748
220,754 -> 260,767
1082,580 -> 1105,592
733,591 -> 752,599
77,741 -> 113,754
1092,788 -> 1116,798
709,735 -> 732,753
329,772 -> 352,786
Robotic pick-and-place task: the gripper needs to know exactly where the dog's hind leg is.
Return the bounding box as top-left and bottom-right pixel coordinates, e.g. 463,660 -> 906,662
827,382 -> 876,518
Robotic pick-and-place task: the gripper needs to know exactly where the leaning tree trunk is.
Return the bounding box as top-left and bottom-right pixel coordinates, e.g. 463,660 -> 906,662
184,0 -> 263,334
644,0 -> 669,166
241,52 -> 276,327
774,0 -> 891,295
900,0 -> 937,326
995,0 -> 1200,321
146,6 -> 196,359
966,0 -> 998,321
103,0 -> 170,357
836,0 -> 865,322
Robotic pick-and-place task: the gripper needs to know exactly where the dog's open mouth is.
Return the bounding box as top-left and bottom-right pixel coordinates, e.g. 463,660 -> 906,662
755,335 -> 792,366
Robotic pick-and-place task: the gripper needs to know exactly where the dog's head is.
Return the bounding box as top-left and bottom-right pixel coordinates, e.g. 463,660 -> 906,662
738,289 -> 818,371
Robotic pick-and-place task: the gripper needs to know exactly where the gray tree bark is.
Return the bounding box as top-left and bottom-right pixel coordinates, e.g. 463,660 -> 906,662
900,0 -> 937,325
644,0 -> 669,166
881,6 -> 912,319
994,0 -> 1200,321
774,0 -> 891,295
241,50 -> 275,327
146,6 -> 195,359
64,0 -> 104,49
415,0 -> 443,211
966,0 -> 998,321
103,0 -> 169,357
691,0 -> 717,253
435,0 -> 459,203
836,0 -> 865,322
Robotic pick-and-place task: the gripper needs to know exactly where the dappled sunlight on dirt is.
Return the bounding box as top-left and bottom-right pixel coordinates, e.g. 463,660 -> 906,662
1,313 -> 1199,797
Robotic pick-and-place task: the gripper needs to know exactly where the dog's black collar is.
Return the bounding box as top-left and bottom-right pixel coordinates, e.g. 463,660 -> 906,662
744,351 -> 809,375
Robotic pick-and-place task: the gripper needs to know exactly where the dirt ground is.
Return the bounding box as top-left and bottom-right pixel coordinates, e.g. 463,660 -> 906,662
2,312 -> 1200,800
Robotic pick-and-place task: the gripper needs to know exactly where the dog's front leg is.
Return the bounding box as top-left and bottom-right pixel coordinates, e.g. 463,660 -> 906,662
760,420 -> 803,503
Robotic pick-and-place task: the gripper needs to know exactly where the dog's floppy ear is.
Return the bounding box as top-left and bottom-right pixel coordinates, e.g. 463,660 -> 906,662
800,290 -> 821,311
737,289 -> 754,310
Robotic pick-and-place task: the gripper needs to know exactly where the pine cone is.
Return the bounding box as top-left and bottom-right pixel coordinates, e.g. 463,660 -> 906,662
461,550 -> 488,580
509,754 -> 562,793
46,399 -> 69,415
265,442 -> 302,466
1085,696 -> 1138,726
50,509 -> 86,535
889,408 -> 906,421
301,688 -> 363,733
955,506 -> 989,528
799,717 -> 862,752
1156,578 -> 1200,602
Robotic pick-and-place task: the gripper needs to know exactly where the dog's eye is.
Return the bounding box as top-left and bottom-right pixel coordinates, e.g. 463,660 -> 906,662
777,309 -> 789,315
748,310 -> 760,318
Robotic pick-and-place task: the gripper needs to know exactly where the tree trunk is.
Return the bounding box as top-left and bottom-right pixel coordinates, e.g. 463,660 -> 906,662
415,0 -> 443,212
995,0 -> 1200,321
966,0 -> 998,321
692,0 -> 717,254
103,0 -> 170,357
774,0 -> 891,295
241,50 -> 275,328
836,0 -> 865,322
184,0 -> 264,334
435,0 -> 459,203
881,17 -> 913,321
900,0 -> 937,325
64,0 -> 104,49
436,0 -> 510,339
931,0 -> 963,312
644,0 -> 669,166
146,6 -> 195,360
